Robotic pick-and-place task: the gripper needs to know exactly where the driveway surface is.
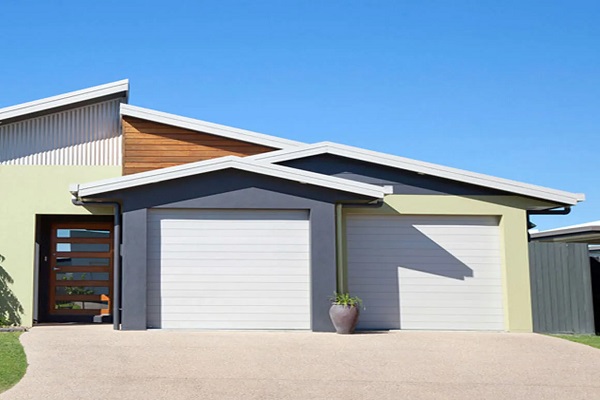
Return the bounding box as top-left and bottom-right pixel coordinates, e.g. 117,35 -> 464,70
3,325 -> 600,400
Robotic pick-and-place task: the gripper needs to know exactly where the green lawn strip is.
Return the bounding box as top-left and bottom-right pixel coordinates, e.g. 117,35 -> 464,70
0,332 -> 27,393
553,334 -> 600,350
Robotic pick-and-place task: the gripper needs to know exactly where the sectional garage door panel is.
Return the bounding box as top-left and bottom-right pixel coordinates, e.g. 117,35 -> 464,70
347,215 -> 504,331
147,209 -> 311,330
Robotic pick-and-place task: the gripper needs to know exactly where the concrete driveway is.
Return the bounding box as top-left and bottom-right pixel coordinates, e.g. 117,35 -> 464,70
2,326 -> 600,400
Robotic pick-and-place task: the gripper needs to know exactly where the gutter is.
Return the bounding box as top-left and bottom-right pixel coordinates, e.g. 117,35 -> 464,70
527,206 -> 571,242
528,206 -> 571,216
71,196 -> 122,330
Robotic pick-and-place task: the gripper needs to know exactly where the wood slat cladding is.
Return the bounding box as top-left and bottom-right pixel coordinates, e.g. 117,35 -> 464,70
122,116 -> 275,175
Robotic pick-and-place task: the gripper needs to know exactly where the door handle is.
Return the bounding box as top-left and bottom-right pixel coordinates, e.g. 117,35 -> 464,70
53,267 -> 60,271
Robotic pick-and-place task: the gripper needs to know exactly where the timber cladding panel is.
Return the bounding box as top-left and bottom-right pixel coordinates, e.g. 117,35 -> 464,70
122,116 -> 275,175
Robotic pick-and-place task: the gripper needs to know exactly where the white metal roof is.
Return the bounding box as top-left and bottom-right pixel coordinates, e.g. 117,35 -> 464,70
70,156 -> 392,199
531,220 -> 600,242
120,104 -> 304,150
250,141 -> 585,206
0,79 -> 129,123
537,220 -> 600,233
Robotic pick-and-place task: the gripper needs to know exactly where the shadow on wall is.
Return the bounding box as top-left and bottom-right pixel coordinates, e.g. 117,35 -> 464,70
0,254 -> 24,326
347,218 -> 477,330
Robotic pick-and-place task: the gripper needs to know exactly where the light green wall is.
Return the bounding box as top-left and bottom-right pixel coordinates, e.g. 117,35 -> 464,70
0,165 -> 121,327
341,195 -> 543,333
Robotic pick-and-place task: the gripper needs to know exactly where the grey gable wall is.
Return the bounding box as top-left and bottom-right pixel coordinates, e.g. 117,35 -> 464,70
280,154 -> 507,196
93,169 -> 375,332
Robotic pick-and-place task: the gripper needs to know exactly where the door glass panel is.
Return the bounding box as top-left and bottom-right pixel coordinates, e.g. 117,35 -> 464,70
56,243 -> 110,252
49,222 -> 113,317
55,301 -> 109,310
56,257 -> 110,267
57,229 -> 110,239
56,286 -> 110,295
56,272 -> 109,281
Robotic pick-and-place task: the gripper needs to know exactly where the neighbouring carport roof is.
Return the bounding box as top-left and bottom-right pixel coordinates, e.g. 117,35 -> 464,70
249,142 -> 585,207
0,80 -> 129,125
531,221 -> 600,244
70,156 -> 393,199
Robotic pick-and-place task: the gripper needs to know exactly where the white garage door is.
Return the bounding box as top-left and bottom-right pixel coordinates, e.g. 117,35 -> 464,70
347,215 -> 504,331
147,209 -> 311,329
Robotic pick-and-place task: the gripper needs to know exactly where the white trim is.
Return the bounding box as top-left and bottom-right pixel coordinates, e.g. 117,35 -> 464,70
0,80 -> 129,123
250,142 -> 585,206
71,156 -> 391,199
120,104 -> 304,150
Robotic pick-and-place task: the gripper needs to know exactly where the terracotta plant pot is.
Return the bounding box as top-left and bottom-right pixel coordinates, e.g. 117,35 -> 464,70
329,304 -> 360,334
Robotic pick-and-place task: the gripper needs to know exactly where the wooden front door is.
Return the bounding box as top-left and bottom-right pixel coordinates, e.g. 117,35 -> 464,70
48,221 -> 113,318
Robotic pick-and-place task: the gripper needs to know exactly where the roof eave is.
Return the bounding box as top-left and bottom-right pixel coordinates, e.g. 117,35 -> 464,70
0,79 -> 129,124
72,156 -> 389,199
120,104 -> 304,150
251,142 -> 584,207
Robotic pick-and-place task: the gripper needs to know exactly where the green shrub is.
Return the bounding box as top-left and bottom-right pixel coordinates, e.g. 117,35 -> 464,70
330,292 -> 364,309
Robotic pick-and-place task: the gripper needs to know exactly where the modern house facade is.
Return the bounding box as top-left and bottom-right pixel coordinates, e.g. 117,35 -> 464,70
0,80 -> 585,332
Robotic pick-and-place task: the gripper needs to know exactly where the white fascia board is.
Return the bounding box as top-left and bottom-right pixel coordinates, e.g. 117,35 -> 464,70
73,156 -> 390,199
251,142 -> 585,206
0,79 -> 129,123
120,104 -> 304,150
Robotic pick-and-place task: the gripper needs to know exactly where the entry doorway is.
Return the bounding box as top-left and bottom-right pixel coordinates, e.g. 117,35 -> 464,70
36,215 -> 114,323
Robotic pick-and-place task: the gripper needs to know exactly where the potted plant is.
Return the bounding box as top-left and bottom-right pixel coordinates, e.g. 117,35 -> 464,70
329,292 -> 363,334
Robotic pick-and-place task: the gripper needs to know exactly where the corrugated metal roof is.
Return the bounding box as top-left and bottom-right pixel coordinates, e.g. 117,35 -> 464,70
0,79 -> 129,124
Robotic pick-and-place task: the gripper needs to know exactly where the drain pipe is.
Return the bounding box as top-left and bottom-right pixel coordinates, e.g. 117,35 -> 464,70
335,204 -> 345,292
71,197 -> 121,330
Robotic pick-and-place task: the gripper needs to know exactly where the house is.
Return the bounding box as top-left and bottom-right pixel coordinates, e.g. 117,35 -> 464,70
0,80 -> 585,332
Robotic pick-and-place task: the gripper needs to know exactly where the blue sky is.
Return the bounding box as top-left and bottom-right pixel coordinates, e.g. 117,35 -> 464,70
1,1 -> 598,230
